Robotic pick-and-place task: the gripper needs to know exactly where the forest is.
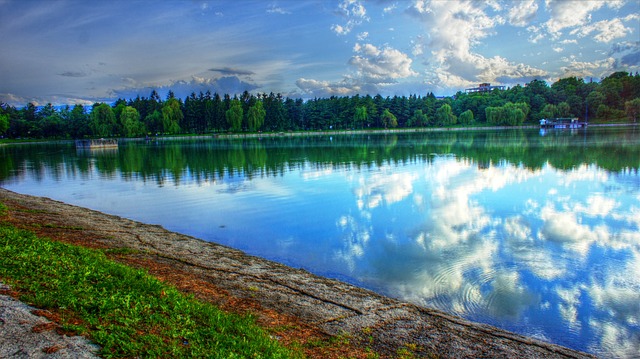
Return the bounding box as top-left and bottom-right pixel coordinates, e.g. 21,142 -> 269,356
1,71 -> 639,139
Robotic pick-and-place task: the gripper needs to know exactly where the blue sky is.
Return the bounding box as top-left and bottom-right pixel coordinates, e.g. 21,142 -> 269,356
0,0 -> 638,106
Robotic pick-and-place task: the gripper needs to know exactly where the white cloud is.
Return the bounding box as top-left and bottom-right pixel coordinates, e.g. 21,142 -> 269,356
383,3 -> 398,14
356,31 -> 369,41
266,4 -> 291,15
507,0 -> 538,27
330,24 -> 348,35
544,0 -> 605,38
539,202 -> 610,256
296,41 -> 417,97
571,18 -> 636,43
295,78 -> 358,97
574,195 -> 618,217
350,43 -> 417,83
353,169 -> 419,210
527,25 -> 546,43
556,285 -> 583,329
410,0 -> 546,90
331,0 -> 369,36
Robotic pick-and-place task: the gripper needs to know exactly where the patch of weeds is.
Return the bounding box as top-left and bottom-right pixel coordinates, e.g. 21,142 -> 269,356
42,223 -> 84,230
0,203 -> 7,216
396,343 -> 422,359
328,331 -> 352,346
17,208 -> 50,214
0,223 -> 302,358
103,247 -> 140,256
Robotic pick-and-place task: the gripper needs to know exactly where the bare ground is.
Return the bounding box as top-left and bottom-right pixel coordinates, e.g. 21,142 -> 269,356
0,188 -> 596,358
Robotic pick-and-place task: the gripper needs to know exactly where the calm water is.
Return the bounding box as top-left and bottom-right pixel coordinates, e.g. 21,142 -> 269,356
2,127 -> 639,357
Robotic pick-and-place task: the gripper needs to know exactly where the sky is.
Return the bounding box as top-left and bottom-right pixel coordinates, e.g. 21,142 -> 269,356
0,0 -> 639,107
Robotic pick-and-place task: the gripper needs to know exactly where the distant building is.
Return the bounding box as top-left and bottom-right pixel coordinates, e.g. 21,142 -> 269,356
465,83 -> 506,93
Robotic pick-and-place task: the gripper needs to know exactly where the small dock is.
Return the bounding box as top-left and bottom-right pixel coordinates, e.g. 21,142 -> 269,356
75,139 -> 118,149
540,118 -> 587,129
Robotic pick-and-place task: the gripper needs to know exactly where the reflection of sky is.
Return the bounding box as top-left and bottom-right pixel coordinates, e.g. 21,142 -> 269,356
331,158 -> 639,358
3,150 -> 639,358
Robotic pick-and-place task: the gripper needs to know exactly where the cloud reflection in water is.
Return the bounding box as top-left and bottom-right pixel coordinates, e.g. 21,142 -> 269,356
333,157 -> 639,357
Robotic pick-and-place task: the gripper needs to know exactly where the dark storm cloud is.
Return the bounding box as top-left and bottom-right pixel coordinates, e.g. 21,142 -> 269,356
59,71 -> 88,78
209,67 -> 255,76
112,76 -> 260,101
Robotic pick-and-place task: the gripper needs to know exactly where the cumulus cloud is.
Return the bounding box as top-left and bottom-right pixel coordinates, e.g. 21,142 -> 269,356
544,0 -> 601,36
543,0 -> 630,40
295,77 -> 364,97
331,0 -> 369,36
558,57 -> 616,80
410,0 -> 546,90
538,202 -> 610,256
350,43 -> 417,83
296,41 -> 416,97
353,170 -> 419,210
507,0 -> 538,27
571,17 -> 636,43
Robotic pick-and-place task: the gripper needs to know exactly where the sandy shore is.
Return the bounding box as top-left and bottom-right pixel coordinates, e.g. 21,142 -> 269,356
0,188 -> 595,358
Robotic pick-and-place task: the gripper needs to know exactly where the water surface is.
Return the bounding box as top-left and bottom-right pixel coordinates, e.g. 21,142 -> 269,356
2,127 -> 639,357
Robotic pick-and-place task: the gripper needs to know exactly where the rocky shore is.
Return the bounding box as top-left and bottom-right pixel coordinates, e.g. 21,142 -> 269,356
0,188 -> 595,358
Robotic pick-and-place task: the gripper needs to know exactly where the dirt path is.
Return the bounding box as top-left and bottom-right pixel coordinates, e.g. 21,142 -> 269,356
0,188 -> 596,358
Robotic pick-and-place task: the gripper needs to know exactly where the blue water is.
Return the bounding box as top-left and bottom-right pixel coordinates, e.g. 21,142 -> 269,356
1,128 -> 639,357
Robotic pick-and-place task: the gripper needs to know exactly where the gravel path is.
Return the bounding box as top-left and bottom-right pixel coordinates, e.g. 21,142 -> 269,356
0,283 -> 100,358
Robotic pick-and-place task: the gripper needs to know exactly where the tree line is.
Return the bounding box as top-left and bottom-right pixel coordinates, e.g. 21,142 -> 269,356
1,71 -> 639,139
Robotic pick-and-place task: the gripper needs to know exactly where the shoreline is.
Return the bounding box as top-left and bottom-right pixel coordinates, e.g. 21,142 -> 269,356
0,188 -> 595,358
2,122 -> 637,145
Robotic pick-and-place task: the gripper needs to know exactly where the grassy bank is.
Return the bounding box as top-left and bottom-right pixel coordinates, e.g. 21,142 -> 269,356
0,202 -> 300,358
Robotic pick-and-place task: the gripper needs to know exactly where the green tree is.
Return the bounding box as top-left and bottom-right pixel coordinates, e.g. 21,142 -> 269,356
485,106 -> 501,125
381,109 -> 397,128
67,104 -> 90,138
0,113 -> 9,135
246,101 -> 266,131
354,106 -> 368,129
436,103 -> 456,126
504,102 -> 528,125
408,109 -> 428,127
226,99 -> 243,132
161,98 -> 182,134
120,106 -> 145,137
624,98 -> 640,123
89,103 -> 117,137
145,110 -> 163,134
459,109 -> 474,125
540,104 -> 558,119
557,102 -> 572,117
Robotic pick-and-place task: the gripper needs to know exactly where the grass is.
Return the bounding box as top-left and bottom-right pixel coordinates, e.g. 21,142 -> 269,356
0,219 -> 301,358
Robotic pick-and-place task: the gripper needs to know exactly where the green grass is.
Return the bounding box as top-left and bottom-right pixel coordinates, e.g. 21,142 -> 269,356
0,221 -> 301,358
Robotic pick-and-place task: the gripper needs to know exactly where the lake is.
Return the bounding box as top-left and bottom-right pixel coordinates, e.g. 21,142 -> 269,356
1,127 -> 639,358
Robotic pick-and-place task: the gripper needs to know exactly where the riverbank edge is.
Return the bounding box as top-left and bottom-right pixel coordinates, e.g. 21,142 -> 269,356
0,188 -> 596,359
1,122 -> 637,145
150,122 -> 639,141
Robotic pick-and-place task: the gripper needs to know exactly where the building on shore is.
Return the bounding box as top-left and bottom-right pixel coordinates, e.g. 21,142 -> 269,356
465,83 -> 506,93
539,118 -> 587,129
